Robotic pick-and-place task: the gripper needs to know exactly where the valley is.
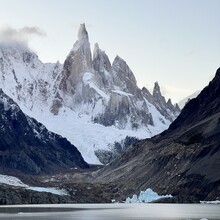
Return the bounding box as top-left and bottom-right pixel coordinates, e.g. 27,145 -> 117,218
0,24 -> 219,205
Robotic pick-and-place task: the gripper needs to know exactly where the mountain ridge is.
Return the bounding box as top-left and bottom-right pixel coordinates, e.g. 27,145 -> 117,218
0,24 -> 180,164
0,89 -> 89,175
95,68 -> 220,202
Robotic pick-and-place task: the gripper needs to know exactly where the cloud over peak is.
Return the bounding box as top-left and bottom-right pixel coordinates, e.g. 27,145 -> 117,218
0,26 -> 46,48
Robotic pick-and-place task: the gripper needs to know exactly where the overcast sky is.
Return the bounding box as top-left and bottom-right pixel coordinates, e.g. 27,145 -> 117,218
0,0 -> 219,103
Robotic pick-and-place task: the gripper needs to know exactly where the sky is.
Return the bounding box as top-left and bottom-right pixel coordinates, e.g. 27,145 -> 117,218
0,0 -> 219,103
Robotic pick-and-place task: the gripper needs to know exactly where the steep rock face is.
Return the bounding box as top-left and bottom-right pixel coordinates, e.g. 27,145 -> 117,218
92,43 -> 113,92
95,91 -> 153,129
111,56 -> 138,95
55,24 -> 175,130
153,82 -> 167,107
96,68 -> 220,201
93,43 -> 111,72
92,55 -> 154,129
0,89 -> 88,175
59,23 -> 92,95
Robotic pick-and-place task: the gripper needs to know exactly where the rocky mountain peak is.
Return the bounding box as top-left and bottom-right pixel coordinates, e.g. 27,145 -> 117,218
151,82 -> 180,121
167,98 -> 172,105
77,23 -> 89,42
92,43 -> 111,73
0,43 -> 39,65
166,98 -> 173,109
153,81 -> 162,97
111,55 -> 137,93
174,103 -> 180,112
58,24 -> 92,95
93,42 -> 100,54
0,24 -> 182,165
153,81 -> 166,105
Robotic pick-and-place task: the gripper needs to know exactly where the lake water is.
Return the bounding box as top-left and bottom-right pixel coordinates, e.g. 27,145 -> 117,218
0,204 -> 219,220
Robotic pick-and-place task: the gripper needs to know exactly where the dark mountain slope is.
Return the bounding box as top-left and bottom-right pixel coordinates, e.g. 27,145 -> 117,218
0,89 -> 89,175
96,68 -> 220,202
161,68 -> 220,137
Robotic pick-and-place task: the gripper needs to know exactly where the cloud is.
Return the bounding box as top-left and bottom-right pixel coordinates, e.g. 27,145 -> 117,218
163,85 -> 193,94
0,26 -> 46,47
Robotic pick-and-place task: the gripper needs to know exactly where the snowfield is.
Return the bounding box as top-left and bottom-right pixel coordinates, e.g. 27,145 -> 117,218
19,104 -> 168,164
0,174 -> 67,195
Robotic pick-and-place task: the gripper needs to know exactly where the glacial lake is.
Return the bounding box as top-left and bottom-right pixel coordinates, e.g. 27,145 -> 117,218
0,204 -> 220,220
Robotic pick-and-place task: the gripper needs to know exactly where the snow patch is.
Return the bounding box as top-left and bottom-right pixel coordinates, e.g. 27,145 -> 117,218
0,174 -> 28,187
0,174 -> 67,195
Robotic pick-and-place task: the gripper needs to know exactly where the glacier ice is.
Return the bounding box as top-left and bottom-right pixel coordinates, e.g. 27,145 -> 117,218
125,188 -> 172,203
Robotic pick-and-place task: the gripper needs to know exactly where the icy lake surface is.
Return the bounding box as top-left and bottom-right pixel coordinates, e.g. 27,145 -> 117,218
0,204 -> 220,220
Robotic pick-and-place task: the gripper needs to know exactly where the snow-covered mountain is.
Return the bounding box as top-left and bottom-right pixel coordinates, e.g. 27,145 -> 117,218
0,24 -> 180,164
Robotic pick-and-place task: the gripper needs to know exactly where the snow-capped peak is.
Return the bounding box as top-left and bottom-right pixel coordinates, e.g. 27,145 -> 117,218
0,24 -> 180,165
0,42 -> 39,65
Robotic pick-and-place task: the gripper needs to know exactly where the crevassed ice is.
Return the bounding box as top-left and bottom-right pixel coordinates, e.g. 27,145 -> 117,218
125,188 -> 172,203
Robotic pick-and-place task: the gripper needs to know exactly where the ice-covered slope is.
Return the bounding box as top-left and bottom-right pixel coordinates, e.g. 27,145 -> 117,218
0,24 -> 180,164
0,43 -> 62,112
21,106 -> 169,164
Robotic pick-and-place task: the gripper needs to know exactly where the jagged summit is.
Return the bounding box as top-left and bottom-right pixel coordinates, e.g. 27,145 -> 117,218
153,81 -> 166,106
93,42 -> 99,53
112,55 -> 137,87
153,81 -> 162,96
59,24 -> 92,94
0,23 -> 180,164
92,43 -> 111,73
77,23 -> 89,41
